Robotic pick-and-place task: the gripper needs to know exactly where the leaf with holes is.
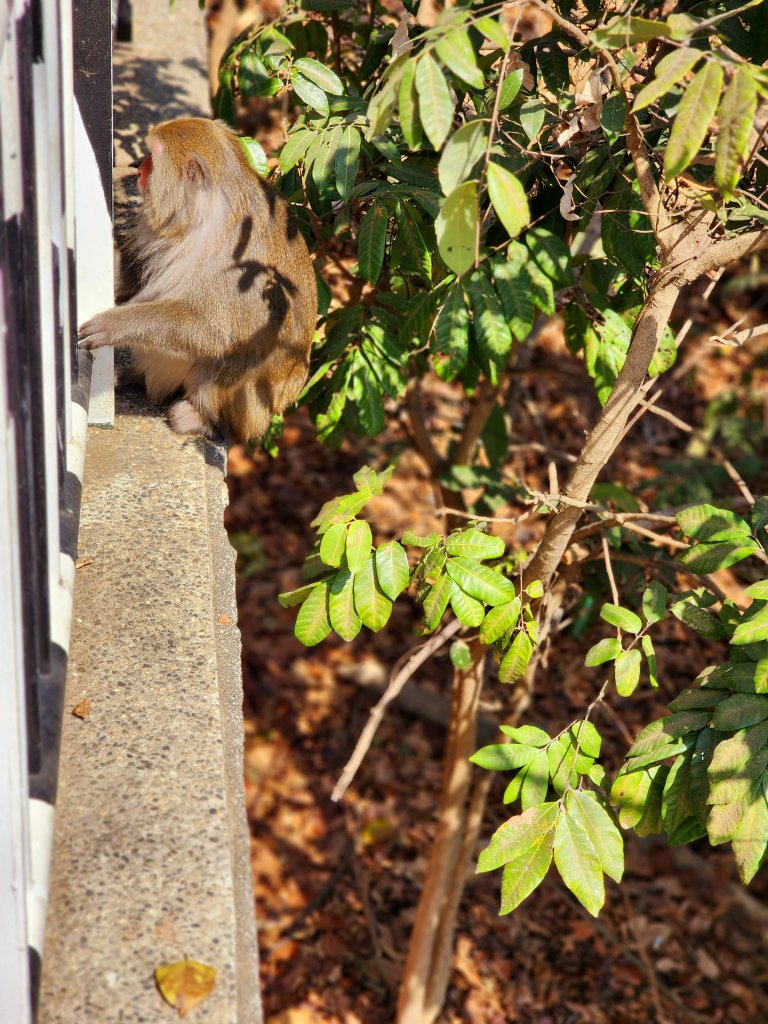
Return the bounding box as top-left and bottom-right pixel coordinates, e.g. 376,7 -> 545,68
435,182 -> 478,276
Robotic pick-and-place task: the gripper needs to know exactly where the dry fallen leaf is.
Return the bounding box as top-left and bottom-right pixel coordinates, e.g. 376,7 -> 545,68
75,558 -> 93,569
71,699 -> 92,719
155,959 -> 216,1017
217,614 -> 232,626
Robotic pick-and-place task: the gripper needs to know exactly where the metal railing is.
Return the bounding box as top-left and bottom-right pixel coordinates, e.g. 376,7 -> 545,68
0,0 -> 114,1018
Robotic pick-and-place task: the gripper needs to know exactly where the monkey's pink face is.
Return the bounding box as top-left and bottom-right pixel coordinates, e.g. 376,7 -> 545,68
138,154 -> 153,192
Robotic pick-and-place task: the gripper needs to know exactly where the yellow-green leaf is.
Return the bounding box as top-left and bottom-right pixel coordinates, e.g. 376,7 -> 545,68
715,67 -> 758,197
155,959 -> 216,1016
415,52 -> 454,150
631,48 -> 702,112
435,181 -> 478,276
295,581 -> 332,646
665,61 -> 724,180
353,556 -> 393,631
374,540 -> 410,600
329,569 -> 362,640
487,162 -> 529,239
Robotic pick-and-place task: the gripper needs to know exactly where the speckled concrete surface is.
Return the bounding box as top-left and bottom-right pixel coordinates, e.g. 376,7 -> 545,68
39,395 -> 250,1024
38,2 -> 261,1021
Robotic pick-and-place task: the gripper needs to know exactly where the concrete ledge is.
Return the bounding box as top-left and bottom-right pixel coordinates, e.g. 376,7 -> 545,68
38,389 -> 261,1024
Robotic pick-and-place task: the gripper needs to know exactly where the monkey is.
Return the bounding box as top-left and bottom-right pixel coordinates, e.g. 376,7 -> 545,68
78,116 -> 316,445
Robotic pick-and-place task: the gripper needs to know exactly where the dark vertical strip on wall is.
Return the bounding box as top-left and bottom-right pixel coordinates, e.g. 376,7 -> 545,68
73,0 -> 113,214
5,3 -> 50,774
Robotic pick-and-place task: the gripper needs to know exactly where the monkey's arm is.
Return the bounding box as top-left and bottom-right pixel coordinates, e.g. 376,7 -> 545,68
78,301 -> 226,359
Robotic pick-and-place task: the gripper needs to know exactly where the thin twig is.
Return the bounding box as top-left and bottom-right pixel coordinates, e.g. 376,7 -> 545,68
602,536 -> 620,605
331,619 -> 462,801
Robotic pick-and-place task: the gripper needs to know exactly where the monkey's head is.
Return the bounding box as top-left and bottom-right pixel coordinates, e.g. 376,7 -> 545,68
138,117 -> 251,235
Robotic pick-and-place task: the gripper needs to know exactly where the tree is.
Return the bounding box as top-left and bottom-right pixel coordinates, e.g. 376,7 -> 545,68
215,2 -> 768,1021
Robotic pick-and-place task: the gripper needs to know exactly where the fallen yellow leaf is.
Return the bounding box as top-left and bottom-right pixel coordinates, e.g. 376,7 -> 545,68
155,959 -> 216,1017
71,699 -> 92,719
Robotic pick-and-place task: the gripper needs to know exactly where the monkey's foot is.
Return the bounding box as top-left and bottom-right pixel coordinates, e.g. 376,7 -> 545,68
169,399 -> 210,437
78,312 -> 114,350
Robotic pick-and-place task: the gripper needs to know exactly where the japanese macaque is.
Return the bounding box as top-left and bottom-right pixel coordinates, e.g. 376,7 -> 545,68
79,116 -> 316,444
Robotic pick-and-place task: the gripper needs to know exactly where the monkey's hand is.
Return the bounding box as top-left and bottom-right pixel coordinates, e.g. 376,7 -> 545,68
78,309 -> 121,351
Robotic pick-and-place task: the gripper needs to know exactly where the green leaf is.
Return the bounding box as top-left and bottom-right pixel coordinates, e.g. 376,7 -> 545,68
292,71 -> 330,114
487,162 -> 530,240
403,530 -> 440,548
592,15 -> 673,48
239,52 -> 280,100
526,580 -> 544,599
479,598 -> 522,644
398,60 -> 422,150
432,283 -> 469,380
571,721 -> 602,758
683,538 -> 759,574
519,97 -> 546,141
445,557 -> 516,605
295,581 -> 332,646
471,743 -> 540,772
475,16 -> 510,54
614,648 -> 642,697
279,130 -> 314,172
492,258 -> 535,341
445,528 -> 505,559
358,202 -> 389,283
278,581 -> 324,608
600,603 -> 642,634
631,48 -> 702,112
335,125 -> 361,199
600,93 -> 625,141
499,630 -> 533,683
585,637 -> 622,667
355,366 -> 386,436
438,120 -> 487,195
731,786 -> 768,883
435,28 -> 484,90
525,229 -> 574,288
566,791 -> 624,884
415,53 -> 454,150
450,639 -> 473,669
757,660 -> 768,694
676,504 -> 752,542
746,581 -> 768,601
715,67 -> 758,198
477,804 -> 559,914
311,127 -> 341,189
611,768 -> 654,828
422,572 -> 453,631
239,136 -> 269,177
670,600 -> 728,640
642,581 -> 667,625
320,521 -> 348,567
498,67 -> 523,109
435,181 -> 478,276
449,582 -> 486,627
329,569 -> 362,640
732,605 -> 768,646
519,750 -> 550,809
641,634 -> 659,688
707,786 -> 758,845
554,811 -> 604,917
468,268 -> 513,381
708,721 -> 768,792
375,541 -> 410,600
752,498 -> 768,536
712,693 -> 768,732
501,724 -> 550,747
664,61 -> 724,180
345,519 -> 372,573
294,57 -> 343,95
353,555 -> 393,631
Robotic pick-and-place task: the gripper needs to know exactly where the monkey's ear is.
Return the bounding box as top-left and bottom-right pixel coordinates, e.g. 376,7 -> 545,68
186,153 -> 212,187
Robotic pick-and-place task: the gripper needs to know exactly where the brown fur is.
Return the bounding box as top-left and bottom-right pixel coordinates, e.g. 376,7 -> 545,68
79,116 -> 316,444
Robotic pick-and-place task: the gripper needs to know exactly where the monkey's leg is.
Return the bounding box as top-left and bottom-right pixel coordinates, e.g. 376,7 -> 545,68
78,301 -> 226,360
168,399 -> 213,438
